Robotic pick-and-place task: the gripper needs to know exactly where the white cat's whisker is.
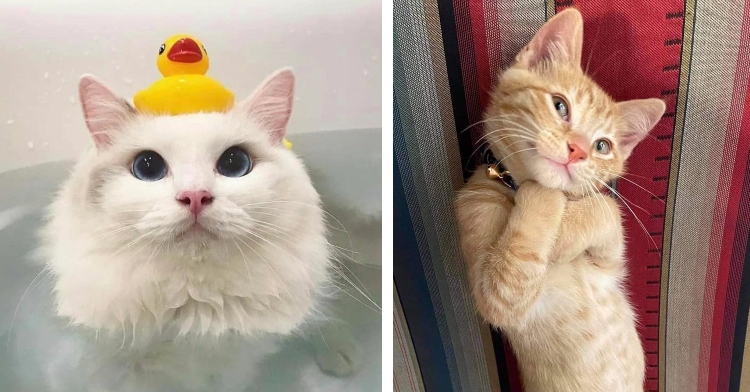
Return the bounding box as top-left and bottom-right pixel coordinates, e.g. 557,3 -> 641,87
229,238 -> 254,282
234,222 -> 378,314
324,279 -> 381,313
232,234 -> 306,315
241,201 -> 349,233
329,266 -> 380,312
6,266 -> 53,352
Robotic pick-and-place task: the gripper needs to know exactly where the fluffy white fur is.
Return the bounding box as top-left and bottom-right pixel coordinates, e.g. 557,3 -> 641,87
34,68 -> 353,390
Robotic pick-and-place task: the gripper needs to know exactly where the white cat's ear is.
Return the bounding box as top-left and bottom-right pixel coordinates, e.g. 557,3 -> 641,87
616,98 -> 666,158
236,68 -> 294,145
515,8 -> 584,69
79,75 -> 134,150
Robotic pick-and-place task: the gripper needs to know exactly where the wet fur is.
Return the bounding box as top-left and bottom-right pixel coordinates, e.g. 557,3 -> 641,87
36,69 -> 358,390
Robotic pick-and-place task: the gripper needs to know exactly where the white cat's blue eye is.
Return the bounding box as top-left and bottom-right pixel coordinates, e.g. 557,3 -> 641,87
132,150 -> 168,181
217,146 -> 252,177
551,95 -> 569,121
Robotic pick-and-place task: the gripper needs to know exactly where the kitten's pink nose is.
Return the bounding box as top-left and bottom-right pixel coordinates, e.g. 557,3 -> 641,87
567,142 -> 587,163
177,190 -> 213,216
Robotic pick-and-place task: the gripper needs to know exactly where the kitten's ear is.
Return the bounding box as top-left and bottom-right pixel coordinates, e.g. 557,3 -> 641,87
235,68 -> 294,145
515,8 -> 584,69
616,98 -> 667,158
79,75 -> 134,150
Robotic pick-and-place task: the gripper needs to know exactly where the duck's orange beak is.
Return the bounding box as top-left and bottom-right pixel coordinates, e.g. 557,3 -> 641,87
167,38 -> 203,63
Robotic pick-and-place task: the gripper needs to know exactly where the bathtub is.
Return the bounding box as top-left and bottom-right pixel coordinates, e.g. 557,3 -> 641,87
0,128 -> 382,391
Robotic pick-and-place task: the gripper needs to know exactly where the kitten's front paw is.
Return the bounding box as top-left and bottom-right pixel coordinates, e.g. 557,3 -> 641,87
515,180 -> 566,214
313,324 -> 361,378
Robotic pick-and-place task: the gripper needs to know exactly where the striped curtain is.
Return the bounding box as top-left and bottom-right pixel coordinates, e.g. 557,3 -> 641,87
393,1 -> 750,391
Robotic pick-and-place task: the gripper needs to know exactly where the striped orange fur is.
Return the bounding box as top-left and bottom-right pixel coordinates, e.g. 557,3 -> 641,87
455,9 -> 665,391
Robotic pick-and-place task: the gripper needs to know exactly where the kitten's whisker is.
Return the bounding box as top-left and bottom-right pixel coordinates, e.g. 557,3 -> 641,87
588,180 -> 614,222
465,132 -> 533,170
595,178 -> 659,252
498,147 -> 537,164
600,170 -> 651,181
459,113 -> 538,136
601,173 -> 666,205
517,112 -> 545,136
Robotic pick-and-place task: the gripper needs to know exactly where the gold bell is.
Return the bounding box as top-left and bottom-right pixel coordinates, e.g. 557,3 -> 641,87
486,163 -> 503,181
485,163 -> 513,189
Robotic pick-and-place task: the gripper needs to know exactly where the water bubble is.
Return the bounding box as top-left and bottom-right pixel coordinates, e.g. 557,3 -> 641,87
363,69 -> 369,77
6,120 -> 14,125
115,65 -> 121,71
84,50 -> 90,56
69,96 -> 76,104
43,72 -> 49,79
27,142 -> 34,149
56,70 -> 61,76
124,78 -> 132,85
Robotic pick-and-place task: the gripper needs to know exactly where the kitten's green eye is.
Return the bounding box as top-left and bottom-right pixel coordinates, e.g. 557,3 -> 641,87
551,95 -> 569,120
594,139 -> 612,154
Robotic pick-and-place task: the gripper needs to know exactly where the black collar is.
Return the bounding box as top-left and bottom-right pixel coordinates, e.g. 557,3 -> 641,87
481,145 -> 518,191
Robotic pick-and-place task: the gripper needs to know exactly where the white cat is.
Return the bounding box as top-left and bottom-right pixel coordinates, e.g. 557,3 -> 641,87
34,68 -> 358,391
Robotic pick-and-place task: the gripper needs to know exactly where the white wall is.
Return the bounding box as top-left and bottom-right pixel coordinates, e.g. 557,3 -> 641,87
0,0 -> 381,172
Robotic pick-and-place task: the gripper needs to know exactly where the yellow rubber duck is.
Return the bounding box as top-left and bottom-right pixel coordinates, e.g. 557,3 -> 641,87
133,34 -> 292,149
134,34 -> 234,116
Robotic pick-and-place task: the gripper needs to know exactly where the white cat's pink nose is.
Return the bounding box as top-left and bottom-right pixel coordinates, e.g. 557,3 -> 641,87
177,190 -> 213,216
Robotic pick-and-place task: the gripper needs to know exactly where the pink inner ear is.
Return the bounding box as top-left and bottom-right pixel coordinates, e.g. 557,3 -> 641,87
240,69 -> 295,145
79,75 -> 132,149
517,9 -> 583,68
617,98 -> 667,155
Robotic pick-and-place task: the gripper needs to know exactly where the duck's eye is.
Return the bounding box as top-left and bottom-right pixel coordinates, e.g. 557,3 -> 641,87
594,139 -> 612,154
132,151 -> 168,181
217,146 -> 252,177
158,44 -> 166,55
551,95 -> 569,120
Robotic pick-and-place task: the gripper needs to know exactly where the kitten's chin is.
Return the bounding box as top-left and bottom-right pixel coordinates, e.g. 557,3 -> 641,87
525,156 -> 580,194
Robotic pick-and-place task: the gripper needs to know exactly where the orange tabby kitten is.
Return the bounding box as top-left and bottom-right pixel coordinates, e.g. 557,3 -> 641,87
454,9 -> 665,392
